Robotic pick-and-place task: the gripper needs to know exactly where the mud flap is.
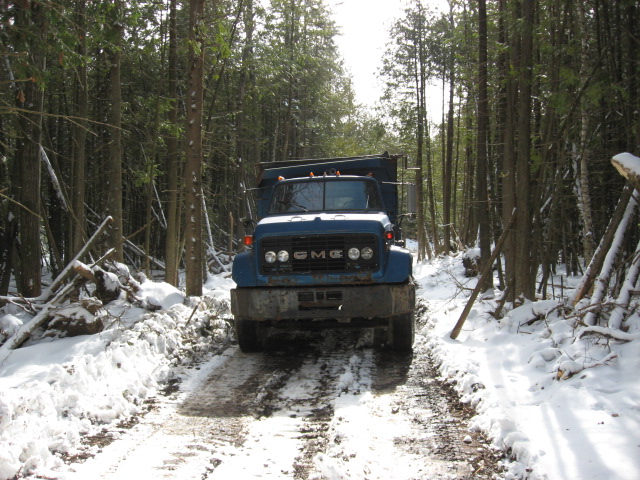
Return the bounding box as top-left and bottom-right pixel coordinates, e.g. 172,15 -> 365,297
387,312 -> 415,352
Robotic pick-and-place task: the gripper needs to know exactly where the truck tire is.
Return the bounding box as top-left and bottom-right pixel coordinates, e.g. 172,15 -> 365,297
388,313 -> 414,352
235,318 -> 266,352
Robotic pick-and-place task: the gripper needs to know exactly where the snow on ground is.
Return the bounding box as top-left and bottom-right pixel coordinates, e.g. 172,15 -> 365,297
0,274 -> 235,480
1,252 -> 639,479
413,252 -> 640,480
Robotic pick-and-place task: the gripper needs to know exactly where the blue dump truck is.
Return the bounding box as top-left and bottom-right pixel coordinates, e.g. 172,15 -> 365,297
230,153 -> 415,352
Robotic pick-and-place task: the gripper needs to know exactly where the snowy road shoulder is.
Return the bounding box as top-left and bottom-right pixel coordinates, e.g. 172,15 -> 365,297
416,255 -> 640,480
0,277 -> 234,480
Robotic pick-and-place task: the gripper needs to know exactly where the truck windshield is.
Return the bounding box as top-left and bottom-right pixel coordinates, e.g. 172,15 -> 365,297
269,179 -> 384,214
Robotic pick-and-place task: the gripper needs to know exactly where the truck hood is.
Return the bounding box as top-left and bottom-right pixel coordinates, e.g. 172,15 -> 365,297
255,212 -> 392,236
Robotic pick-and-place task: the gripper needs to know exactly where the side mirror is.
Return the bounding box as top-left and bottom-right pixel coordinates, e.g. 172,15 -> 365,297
241,217 -> 256,229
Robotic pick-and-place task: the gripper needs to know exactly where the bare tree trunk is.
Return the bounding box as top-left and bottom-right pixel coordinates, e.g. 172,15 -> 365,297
608,241 -> 640,330
414,30 -> 427,261
476,0 -> 492,290
0,94 -> 17,302
425,124 -> 438,254
443,13 -> 455,256
499,0 -> 517,302
106,0 -> 124,262
14,2 -> 47,297
144,160 -> 154,276
450,210 -> 516,340
184,0 -> 206,296
514,0 -> 535,301
164,0 -> 181,286
461,100 -> 476,245
70,0 -> 88,258
235,0 -> 255,243
281,0 -> 297,161
583,192 -> 637,326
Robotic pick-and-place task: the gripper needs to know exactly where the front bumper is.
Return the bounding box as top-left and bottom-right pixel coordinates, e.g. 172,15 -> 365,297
230,282 -> 415,322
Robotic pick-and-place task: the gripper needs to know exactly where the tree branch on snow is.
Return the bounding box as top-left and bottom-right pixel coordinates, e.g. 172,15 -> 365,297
577,326 -> 640,343
566,300 -> 616,325
570,185 -> 635,306
0,280 -> 78,364
0,218 -> 114,307
582,191 -> 637,326
607,247 -> 640,330
555,352 -> 618,380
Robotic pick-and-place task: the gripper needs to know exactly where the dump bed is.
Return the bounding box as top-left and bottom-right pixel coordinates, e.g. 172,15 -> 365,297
254,154 -> 400,222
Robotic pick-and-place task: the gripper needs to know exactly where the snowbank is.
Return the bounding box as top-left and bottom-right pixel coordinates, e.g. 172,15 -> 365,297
0,278 -> 234,479
416,255 -> 640,480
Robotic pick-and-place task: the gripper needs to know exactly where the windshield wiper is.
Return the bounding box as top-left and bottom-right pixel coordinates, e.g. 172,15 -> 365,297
278,199 -> 308,212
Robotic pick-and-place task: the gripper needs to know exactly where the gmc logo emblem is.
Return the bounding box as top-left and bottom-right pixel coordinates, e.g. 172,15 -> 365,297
293,250 -> 343,260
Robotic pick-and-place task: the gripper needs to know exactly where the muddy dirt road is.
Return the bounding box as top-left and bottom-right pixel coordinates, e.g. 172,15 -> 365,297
64,328 -> 503,480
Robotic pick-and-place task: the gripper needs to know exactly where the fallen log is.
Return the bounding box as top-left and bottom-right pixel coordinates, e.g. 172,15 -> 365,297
0,217 -> 114,307
0,281 -> 76,365
612,153 -> 640,192
570,185 -> 635,306
0,220 -> 114,363
582,191 -> 638,326
577,325 -> 640,343
41,216 -> 114,300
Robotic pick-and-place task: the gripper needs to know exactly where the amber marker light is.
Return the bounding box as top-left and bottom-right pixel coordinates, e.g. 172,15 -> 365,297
278,176 -> 285,181
385,231 -> 394,241
243,235 -> 253,246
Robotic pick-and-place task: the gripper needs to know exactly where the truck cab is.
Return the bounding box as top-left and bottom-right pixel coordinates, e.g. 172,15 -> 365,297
231,154 -> 415,352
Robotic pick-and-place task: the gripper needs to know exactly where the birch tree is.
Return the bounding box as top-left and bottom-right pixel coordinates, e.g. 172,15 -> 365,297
575,0 -> 596,264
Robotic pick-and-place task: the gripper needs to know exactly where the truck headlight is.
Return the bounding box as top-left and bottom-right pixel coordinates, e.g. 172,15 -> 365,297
348,247 -> 360,260
265,251 -> 277,263
361,247 -> 374,260
277,250 -> 289,262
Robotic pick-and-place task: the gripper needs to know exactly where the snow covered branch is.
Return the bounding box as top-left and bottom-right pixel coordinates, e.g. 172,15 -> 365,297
577,326 -> 640,343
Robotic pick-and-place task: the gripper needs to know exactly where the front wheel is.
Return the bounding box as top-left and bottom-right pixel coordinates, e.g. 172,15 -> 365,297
388,312 -> 414,352
235,318 -> 266,352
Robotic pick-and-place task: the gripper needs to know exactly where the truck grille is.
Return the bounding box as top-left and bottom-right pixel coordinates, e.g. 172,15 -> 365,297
261,234 -> 378,274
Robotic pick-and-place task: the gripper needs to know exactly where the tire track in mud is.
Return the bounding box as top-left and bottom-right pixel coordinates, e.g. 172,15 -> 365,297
133,328 -> 365,479
369,349 -> 499,479
186,326 -> 501,479
65,324 -> 503,479
190,329 -> 370,479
